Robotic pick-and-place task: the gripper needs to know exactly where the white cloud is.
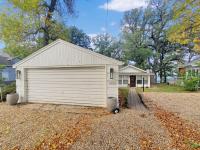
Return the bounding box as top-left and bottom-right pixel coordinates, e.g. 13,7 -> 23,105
101,27 -> 106,32
87,33 -> 98,49
100,0 -> 148,12
110,21 -> 116,26
88,33 -> 97,39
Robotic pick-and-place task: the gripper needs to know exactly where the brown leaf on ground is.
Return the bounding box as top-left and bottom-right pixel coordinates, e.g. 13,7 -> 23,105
153,105 -> 200,150
34,115 -> 92,150
141,93 -> 200,150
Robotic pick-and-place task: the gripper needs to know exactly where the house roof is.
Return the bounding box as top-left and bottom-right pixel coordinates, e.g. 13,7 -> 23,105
119,65 -> 154,75
13,39 -> 123,68
0,55 -> 10,65
120,65 -> 146,73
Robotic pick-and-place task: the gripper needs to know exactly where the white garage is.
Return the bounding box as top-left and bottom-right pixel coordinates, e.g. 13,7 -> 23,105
13,39 -> 123,107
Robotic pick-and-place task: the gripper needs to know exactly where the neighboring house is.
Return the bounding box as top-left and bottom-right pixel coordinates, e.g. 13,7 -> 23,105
119,65 -> 154,88
178,57 -> 200,76
0,53 -> 20,83
13,39 -> 123,107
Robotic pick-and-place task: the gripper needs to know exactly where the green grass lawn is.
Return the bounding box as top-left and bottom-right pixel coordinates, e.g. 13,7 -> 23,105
136,84 -> 188,93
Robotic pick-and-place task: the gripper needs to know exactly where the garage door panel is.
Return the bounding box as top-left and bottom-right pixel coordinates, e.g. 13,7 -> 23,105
28,72 -> 105,75
27,88 -> 105,93
27,81 -> 105,85
27,84 -> 104,89
28,100 -> 105,107
28,67 -> 104,72
27,89 -> 105,95
28,95 -> 105,101
26,78 -> 105,82
27,67 -> 106,107
28,92 -> 105,98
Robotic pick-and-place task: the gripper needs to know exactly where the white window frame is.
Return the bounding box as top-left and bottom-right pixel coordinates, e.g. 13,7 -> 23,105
16,70 -> 21,79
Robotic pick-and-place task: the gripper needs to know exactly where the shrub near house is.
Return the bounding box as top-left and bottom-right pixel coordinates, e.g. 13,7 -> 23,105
184,77 -> 199,91
0,83 -> 16,101
182,70 -> 200,91
118,88 -> 129,107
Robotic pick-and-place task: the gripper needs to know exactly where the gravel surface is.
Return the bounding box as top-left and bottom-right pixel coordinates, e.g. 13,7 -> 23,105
143,92 -> 200,127
72,109 -> 171,150
2,92 -> 198,150
0,103 -> 107,150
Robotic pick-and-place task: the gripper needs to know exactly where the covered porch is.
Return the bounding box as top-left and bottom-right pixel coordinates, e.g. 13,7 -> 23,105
118,65 -> 153,88
118,74 -> 151,88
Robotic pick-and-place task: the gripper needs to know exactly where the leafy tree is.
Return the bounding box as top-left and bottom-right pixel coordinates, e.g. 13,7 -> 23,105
121,0 -> 182,83
8,0 -> 75,45
0,0 -> 75,58
68,26 -> 91,49
122,8 -> 152,69
92,33 -> 123,60
168,0 -> 200,53
147,0 -> 182,83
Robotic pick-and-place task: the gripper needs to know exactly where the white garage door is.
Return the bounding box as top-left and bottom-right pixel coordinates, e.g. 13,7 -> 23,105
26,66 -> 106,107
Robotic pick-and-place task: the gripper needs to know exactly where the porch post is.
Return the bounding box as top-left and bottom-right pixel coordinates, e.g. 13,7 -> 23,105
148,75 -> 151,87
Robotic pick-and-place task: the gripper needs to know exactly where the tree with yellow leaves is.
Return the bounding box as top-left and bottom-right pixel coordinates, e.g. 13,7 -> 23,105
168,0 -> 200,53
0,0 -> 74,58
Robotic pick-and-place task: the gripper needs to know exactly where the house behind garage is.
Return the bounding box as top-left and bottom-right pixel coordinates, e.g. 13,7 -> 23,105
13,39 -> 123,107
119,65 -> 154,88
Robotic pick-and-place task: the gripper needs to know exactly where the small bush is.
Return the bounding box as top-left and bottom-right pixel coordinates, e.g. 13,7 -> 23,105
118,88 -> 129,107
183,77 -> 199,91
1,83 -> 16,101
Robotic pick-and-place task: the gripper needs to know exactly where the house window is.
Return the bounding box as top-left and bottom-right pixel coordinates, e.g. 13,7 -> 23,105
110,68 -> 114,79
123,80 -> 128,84
137,76 -> 142,84
16,70 -> 21,79
119,80 -> 122,84
143,76 -> 148,84
137,80 -> 142,84
122,75 -> 129,85
119,75 -> 122,84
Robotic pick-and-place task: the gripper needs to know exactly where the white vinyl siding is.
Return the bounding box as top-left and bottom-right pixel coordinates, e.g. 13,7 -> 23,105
26,66 -> 106,107
17,41 -> 122,67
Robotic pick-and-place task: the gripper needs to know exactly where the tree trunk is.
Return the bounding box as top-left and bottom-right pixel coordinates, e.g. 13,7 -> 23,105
159,50 -> 164,83
164,68 -> 167,83
154,72 -> 157,83
160,71 -> 163,83
43,0 -> 57,45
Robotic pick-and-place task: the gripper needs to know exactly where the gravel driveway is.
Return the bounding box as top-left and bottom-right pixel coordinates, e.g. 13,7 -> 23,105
0,102 -> 172,150
1,92 -> 199,150
0,103 -> 107,150
143,92 -> 200,127
72,109 -> 171,150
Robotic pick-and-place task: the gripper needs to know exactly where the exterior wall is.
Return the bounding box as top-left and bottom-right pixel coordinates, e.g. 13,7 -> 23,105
17,41 -> 121,67
118,75 -> 129,87
16,67 -> 26,103
2,67 -> 16,81
14,40 -> 122,106
16,65 -> 119,107
106,65 -> 119,102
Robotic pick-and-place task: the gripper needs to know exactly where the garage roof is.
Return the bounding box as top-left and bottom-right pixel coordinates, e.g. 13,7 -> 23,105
13,39 -> 123,68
